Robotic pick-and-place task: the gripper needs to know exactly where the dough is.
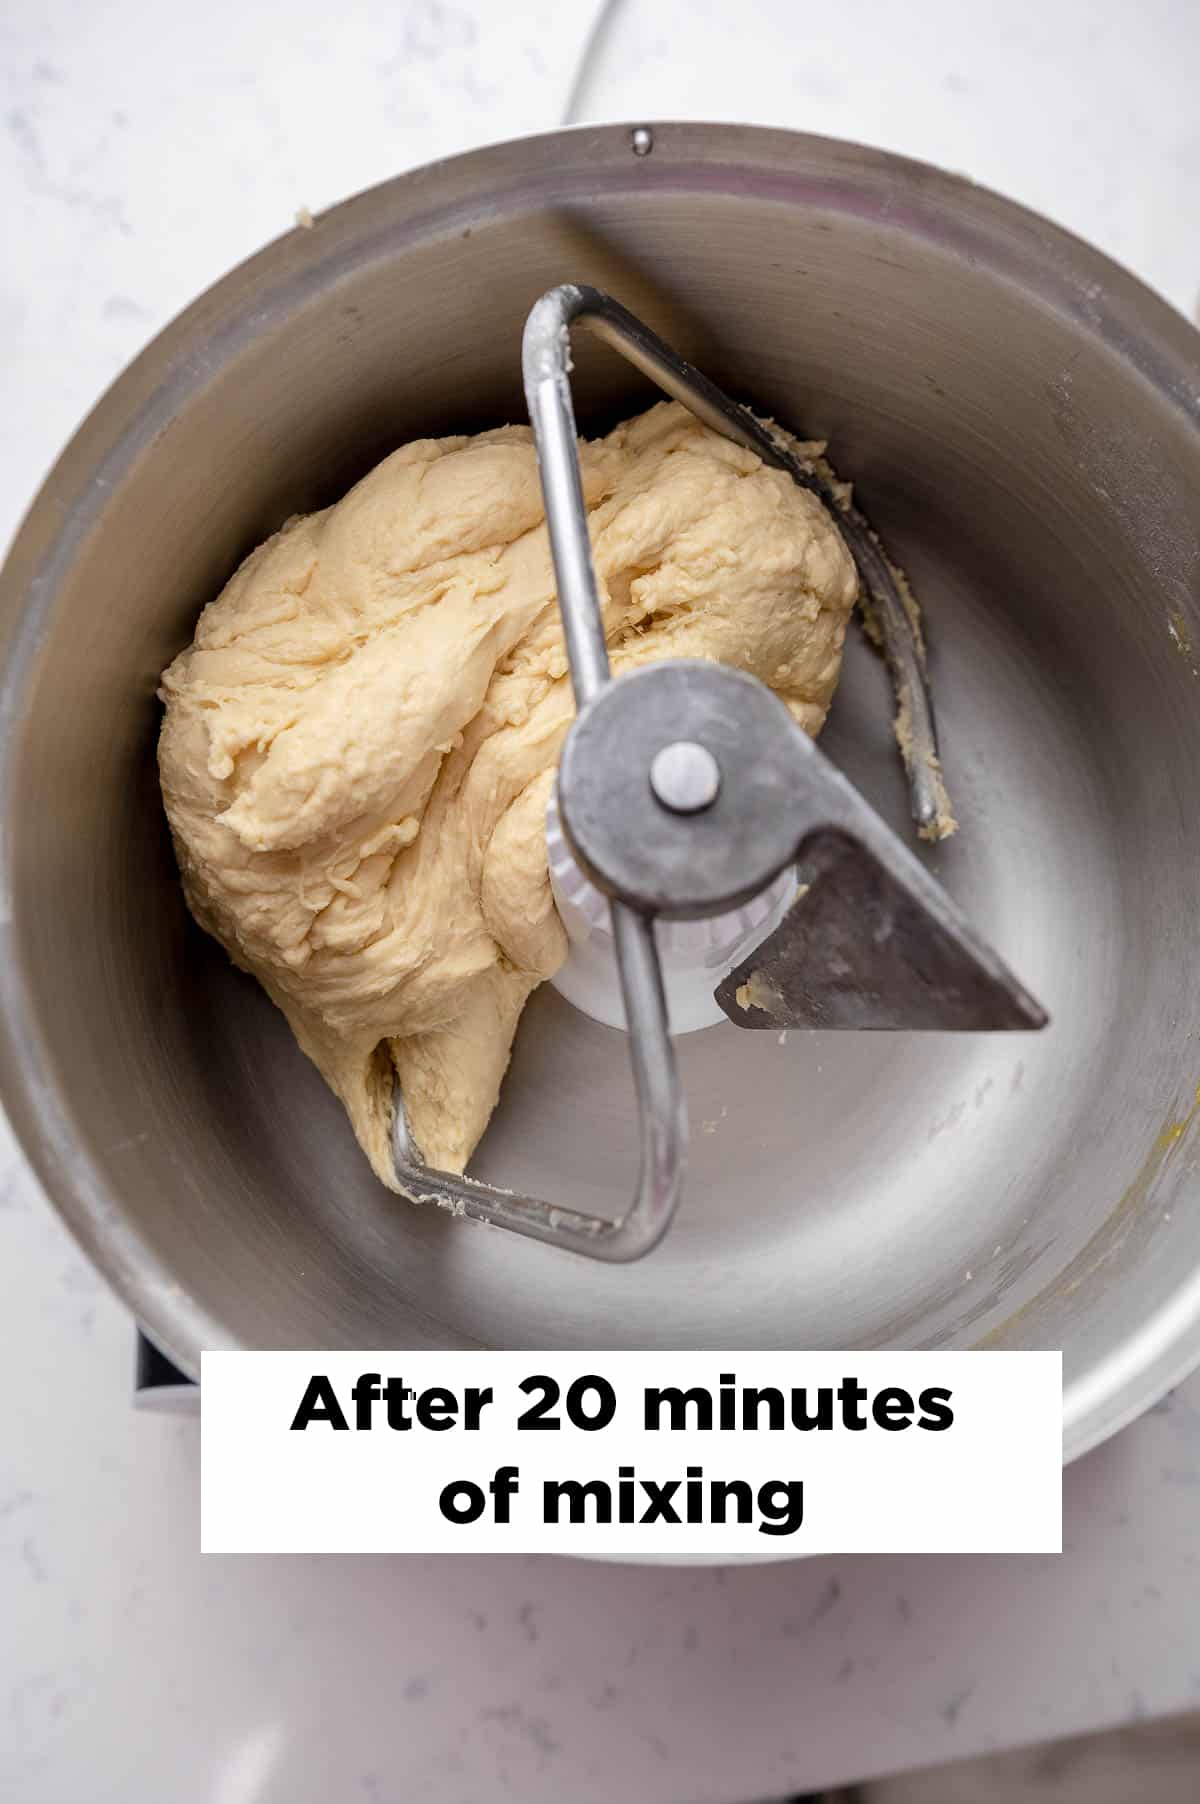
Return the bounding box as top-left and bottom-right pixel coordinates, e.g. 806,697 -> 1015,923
158,402 -> 857,1184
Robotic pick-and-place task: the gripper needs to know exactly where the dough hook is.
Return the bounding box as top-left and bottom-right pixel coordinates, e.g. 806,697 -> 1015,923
389,284 -> 1047,1259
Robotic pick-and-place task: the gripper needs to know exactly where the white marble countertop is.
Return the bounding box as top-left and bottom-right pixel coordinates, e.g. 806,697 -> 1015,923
4,1 -> 1200,1798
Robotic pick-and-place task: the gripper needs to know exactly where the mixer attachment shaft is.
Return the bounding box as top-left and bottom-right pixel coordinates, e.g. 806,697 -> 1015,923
389,285 -> 1047,1259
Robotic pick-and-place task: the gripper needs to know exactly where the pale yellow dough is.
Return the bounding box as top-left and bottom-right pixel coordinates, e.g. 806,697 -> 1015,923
158,402 -> 857,1184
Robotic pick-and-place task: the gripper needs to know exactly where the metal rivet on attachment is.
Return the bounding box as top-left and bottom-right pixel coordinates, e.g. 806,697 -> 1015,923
631,126 -> 654,157
649,740 -> 721,814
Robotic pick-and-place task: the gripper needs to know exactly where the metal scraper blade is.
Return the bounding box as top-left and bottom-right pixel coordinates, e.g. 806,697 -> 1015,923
715,828 -> 1048,1033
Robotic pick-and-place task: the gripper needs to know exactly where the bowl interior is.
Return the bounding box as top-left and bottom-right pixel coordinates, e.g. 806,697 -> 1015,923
3,126 -> 1200,1451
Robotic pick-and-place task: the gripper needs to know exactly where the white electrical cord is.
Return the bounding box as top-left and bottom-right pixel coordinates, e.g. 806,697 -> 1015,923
560,0 -> 630,125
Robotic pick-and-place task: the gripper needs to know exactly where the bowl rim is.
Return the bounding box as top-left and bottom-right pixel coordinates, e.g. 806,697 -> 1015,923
2,119 -> 1199,1460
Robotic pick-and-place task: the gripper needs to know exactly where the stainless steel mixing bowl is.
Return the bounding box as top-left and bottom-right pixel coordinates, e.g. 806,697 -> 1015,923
2,124 -> 1198,1459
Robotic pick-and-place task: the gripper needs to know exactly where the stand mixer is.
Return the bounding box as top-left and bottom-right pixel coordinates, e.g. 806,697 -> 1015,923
7,122 -> 1194,1452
